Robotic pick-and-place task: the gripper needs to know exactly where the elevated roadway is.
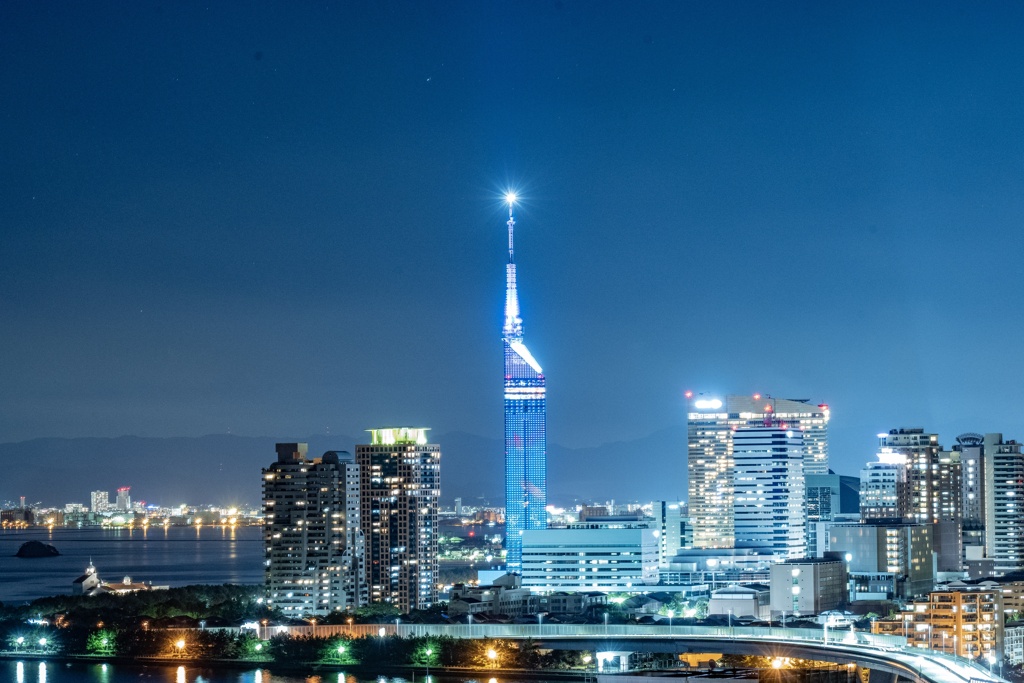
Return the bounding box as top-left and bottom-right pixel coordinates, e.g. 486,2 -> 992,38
273,623 -> 1006,683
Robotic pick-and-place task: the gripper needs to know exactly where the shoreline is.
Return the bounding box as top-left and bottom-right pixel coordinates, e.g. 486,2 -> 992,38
0,653 -> 597,679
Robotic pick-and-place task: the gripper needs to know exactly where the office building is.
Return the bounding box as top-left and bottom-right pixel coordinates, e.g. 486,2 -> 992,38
879,428 -> 962,574
116,486 -> 131,512
829,521 -> 933,600
859,450 -> 911,521
769,557 -> 847,617
805,473 -> 859,557
654,501 -> 686,566
356,427 -> 440,612
262,443 -> 366,616
502,196 -> 547,571
732,426 -> 806,559
687,394 -> 829,548
521,525 -> 659,592
956,434 -> 987,562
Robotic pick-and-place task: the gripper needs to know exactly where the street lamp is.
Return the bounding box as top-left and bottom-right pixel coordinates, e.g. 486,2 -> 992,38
424,647 -> 432,677
791,568 -> 801,618
667,609 -> 674,629
175,639 -> 186,657
487,648 -> 498,669
15,636 -> 24,652
38,638 -> 47,651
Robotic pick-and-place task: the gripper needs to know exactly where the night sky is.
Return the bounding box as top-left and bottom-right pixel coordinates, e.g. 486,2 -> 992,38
3,2 -> 1024,481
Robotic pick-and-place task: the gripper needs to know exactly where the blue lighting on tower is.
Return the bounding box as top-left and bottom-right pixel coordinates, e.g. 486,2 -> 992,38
502,193 -> 546,572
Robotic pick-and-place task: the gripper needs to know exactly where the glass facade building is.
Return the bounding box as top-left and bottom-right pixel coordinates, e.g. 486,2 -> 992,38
687,394 -> 829,549
502,199 -> 546,571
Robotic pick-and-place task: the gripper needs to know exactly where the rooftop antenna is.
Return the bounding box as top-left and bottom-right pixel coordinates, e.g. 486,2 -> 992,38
502,192 -> 523,339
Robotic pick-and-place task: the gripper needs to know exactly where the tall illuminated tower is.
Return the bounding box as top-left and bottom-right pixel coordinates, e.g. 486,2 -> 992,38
502,193 -> 546,572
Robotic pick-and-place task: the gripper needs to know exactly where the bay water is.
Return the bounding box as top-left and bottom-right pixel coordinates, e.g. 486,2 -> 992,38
0,663 -> 525,683
0,526 -> 264,605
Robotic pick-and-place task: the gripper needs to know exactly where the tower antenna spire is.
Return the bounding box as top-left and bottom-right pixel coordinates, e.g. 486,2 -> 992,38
502,192 -> 522,339
505,192 -> 517,264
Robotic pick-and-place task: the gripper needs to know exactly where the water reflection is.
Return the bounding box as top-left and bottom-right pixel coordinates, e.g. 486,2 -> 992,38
2,662 -> 518,683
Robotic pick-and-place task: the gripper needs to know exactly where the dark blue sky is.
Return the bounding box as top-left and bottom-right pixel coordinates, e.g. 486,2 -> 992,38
2,2 -> 1024,479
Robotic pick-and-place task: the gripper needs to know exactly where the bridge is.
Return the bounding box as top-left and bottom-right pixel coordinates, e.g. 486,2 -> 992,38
263,623 -> 1008,683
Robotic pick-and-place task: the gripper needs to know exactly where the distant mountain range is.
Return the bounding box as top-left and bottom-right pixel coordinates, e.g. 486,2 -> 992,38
0,427 -> 688,509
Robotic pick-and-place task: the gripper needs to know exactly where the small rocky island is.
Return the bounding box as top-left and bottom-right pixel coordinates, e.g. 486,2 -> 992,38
15,540 -> 60,558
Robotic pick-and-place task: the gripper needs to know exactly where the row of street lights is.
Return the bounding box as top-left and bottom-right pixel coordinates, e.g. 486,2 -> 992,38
11,636 -> 49,652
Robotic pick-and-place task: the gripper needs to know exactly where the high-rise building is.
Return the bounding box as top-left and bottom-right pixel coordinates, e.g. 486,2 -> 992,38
654,501 -> 686,566
732,426 -> 806,559
687,394 -> 829,548
116,486 -> 131,511
805,473 -> 859,557
90,490 -> 109,514
356,427 -> 440,612
859,450 -> 911,521
951,432 -> 1024,574
982,434 -> 1024,573
502,195 -> 546,571
262,443 -> 365,616
879,428 -> 962,574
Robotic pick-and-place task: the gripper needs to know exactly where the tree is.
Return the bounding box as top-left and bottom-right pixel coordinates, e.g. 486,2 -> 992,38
320,636 -> 359,665
353,602 -> 402,623
410,638 -> 441,667
86,629 -> 117,656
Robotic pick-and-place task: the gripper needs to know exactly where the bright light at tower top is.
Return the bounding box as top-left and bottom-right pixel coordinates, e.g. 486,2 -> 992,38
505,191 -> 517,205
